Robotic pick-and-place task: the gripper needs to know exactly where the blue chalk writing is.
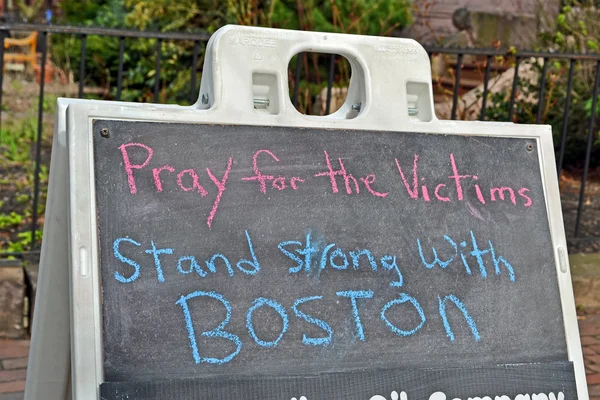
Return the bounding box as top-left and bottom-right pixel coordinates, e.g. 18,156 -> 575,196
236,230 -> 260,275
320,244 -> 336,270
418,231 -> 516,282
297,231 -> 318,272
417,237 -> 456,269
488,239 -> 515,282
292,296 -> 333,346
279,240 -> 303,273
113,237 -> 141,283
205,253 -> 234,277
469,230 -> 489,278
445,236 -> 472,275
381,293 -> 426,336
350,249 -> 378,271
336,290 -> 373,341
438,294 -> 480,342
175,291 -> 242,364
380,255 -> 403,287
177,256 -> 207,277
329,247 -> 349,270
144,241 -> 173,283
246,297 -> 289,348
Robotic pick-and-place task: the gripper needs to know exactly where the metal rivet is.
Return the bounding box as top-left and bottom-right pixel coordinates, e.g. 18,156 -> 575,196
526,143 -> 534,152
101,128 -> 110,138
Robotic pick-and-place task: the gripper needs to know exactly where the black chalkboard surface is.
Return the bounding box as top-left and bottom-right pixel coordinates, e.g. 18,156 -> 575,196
93,120 -> 572,398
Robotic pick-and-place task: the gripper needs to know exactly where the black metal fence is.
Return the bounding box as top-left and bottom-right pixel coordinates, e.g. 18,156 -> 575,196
0,23 -> 599,259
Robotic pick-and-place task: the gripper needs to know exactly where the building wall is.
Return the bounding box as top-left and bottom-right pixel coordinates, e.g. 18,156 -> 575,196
406,0 -> 560,46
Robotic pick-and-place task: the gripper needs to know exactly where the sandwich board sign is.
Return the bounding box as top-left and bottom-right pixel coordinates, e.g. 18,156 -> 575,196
24,25 -> 588,400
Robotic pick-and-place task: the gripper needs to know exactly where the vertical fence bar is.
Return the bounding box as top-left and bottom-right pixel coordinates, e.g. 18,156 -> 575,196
30,31 -> 48,250
116,36 -> 125,101
292,53 -> 302,108
78,34 -> 87,98
153,38 -> 162,103
189,40 -> 199,104
325,54 -> 335,115
479,55 -> 492,121
535,58 -> 548,124
0,30 -> 7,132
508,56 -> 521,121
557,58 -> 576,178
451,53 -> 463,120
574,61 -> 600,237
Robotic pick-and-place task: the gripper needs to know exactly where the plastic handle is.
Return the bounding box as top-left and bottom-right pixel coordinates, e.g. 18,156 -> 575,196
197,25 -> 435,124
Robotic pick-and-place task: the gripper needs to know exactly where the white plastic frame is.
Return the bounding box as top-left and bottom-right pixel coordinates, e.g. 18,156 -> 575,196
24,25 -> 587,400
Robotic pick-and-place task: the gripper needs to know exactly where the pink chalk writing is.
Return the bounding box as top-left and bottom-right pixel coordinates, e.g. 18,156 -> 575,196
153,165 -> 175,192
421,184 -> 431,202
473,176 -> 486,204
242,150 -> 278,193
448,153 -> 471,201
206,158 -> 233,228
359,175 -> 388,198
272,176 -> 286,191
177,169 -> 208,196
119,142 -> 154,194
518,188 -> 532,207
290,177 -> 305,190
116,142 -> 536,228
435,184 -> 450,202
315,150 -> 345,194
242,150 -> 305,193
315,151 -> 388,197
395,155 -> 419,199
490,187 -> 516,205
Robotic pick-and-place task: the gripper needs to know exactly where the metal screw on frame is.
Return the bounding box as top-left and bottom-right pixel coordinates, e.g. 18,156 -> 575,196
253,98 -> 270,109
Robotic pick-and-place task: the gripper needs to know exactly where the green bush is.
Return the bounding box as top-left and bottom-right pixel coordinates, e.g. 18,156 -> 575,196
51,0 -> 412,105
483,1 -> 600,170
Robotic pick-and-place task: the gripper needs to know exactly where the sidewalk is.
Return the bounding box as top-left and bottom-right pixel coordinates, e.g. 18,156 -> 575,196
1,312 -> 599,400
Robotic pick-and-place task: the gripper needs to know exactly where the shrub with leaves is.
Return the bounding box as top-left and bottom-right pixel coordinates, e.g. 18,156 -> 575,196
482,1 -> 600,170
51,0 -> 412,106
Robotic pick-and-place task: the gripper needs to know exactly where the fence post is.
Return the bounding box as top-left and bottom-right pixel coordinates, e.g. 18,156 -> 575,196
116,37 -> 125,101
574,61 -> 600,237
325,54 -> 335,115
450,53 -> 464,120
78,34 -> 87,98
557,58 -> 576,178
508,56 -> 521,122
0,30 -> 8,132
535,58 -> 548,124
153,39 -> 162,103
30,30 -> 48,250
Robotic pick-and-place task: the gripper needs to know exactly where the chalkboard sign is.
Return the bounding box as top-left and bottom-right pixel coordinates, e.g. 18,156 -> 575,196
94,120 -> 573,398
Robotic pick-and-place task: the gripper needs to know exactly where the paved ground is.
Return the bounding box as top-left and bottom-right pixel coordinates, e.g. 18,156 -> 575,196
582,310 -> 600,399
0,312 -> 599,400
0,339 -> 27,400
